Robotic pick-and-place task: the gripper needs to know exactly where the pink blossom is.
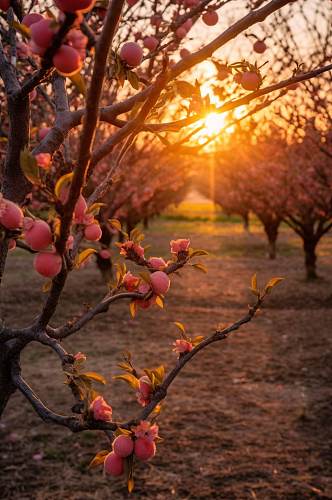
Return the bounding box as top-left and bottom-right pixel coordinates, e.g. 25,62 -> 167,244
132,420 -> 159,442
74,352 -> 86,362
17,41 -> 31,58
173,339 -> 193,354
123,271 -> 140,291
170,238 -> 190,254
89,396 -> 113,422
135,282 -> 156,309
66,235 -> 74,250
148,256 -> 166,270
99,249 -> 111,259
35,153 -> 51,170
120,240 -> 145,259
136,392 -> 151,407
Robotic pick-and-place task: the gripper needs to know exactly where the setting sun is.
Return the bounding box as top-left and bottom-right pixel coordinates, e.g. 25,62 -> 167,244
204,112 -> 226,136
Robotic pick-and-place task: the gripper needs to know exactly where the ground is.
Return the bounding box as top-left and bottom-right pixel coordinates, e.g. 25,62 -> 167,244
0,217 -> 332,499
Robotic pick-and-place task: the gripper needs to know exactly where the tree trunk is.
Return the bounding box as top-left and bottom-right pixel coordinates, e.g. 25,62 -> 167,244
3,95 -> 31,203
303,238 -> 318,280
0,345 -> 16,418
263,221 -> 280,260
242,212 -> 250,233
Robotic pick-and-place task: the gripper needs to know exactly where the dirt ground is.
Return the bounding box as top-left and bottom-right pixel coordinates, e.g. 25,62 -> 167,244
1,220 -> 332,500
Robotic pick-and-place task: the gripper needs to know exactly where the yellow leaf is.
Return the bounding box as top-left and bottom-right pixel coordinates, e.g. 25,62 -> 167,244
129,227 -> 141,242
108,218 -> 122,231
117,362 -> 132,372
265,277 -> 284,293
251,273 -> 258,291
155,295 -> 164,308
192,335 -> 204,346
54,172 -> 73,199
154,365 -> 165,384
192,262 -> 207,273
139,271 -> 151,284
68,71 -> 86,96
129,301 -> 137,318
80,372 -> 106,385
11,21 -> 31,39
75,248 -> 96,269
189,249 -> 209,257
86,202 -> 106,215
174,321 -> 186,334
113,373 -> 139,390
42,280 -> 52,293
127,476 -> 134,493
88,450 -> 109,469
115,427 -> 132,437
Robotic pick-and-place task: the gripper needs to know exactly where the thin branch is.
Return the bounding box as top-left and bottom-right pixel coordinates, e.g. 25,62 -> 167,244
138,296 -> 263,421
36,0 -> 126,330
11,363 -> 117,432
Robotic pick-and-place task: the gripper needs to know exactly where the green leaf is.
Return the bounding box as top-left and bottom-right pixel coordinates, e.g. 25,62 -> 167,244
80,372 -> 106,385
20,147 -> 40,184
68,72 -> 86,96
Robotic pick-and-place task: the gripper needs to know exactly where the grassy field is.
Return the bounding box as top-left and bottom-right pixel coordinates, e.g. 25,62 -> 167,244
1,218 -> 331,499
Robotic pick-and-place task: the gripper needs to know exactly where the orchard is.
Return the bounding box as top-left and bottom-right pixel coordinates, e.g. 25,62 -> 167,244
0,0 -> 331,498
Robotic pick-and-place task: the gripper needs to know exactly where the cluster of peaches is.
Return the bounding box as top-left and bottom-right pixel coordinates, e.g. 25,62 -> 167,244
118,0 -> 220,69
0,0 -> 272,92
0,0 -> 94,76
0,191 -> 102,278
0,189 -> 193,300
90,393 -> 159,477
119,238 -> 190,310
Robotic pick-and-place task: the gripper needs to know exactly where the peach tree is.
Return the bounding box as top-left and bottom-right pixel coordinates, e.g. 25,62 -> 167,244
0,0 -> 331,491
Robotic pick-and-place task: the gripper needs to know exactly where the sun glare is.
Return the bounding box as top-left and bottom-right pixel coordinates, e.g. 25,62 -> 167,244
204,112 -> 226,136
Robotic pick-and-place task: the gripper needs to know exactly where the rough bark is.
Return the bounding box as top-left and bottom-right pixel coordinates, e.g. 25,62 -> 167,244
242,212 -> 250,233
2,95 -> 31,203
303,238 -> 318,280
263,220 -> 280,260
0,344 -> 16,417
